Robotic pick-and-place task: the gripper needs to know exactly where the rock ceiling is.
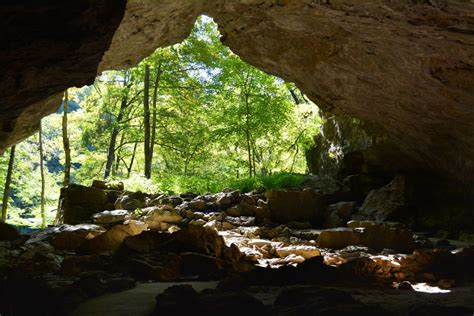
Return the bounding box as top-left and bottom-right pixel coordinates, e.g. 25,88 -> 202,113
1,0 -> 473,180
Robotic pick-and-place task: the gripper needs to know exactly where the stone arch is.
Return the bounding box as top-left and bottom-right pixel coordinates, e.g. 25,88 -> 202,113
0,0 -> 473,181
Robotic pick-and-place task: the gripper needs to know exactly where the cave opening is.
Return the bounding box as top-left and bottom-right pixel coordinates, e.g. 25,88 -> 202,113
1,5 -> 474,316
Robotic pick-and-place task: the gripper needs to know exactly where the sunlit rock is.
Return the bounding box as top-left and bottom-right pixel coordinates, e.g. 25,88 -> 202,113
92,209 -> 131,224
141,205 -> 182,230
78,220 -> 148,254
204,219 -> 235,231
49,224 -> 106,250
275,245 -> 321,260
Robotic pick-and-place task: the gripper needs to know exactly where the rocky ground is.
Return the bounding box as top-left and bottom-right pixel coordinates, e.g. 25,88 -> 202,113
1,177 -> 473,315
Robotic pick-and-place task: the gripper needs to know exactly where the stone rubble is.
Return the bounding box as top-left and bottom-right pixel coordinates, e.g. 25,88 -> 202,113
1,180 -> 473,314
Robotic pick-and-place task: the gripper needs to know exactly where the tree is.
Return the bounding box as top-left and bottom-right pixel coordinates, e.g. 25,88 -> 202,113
39,122 -> 46,227
1,146 -> 15,223
103,71 -> 136,179
143,64 -> 152,179
62,89 -> 71,186
150,62 -> 163,167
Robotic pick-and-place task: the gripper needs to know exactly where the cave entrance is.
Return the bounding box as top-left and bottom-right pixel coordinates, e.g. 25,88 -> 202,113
1,12 -> 472,316
0,15 -> 320,228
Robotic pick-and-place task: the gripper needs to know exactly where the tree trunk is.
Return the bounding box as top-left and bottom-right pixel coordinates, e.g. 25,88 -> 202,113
39,123 -> 46,228
127,141 -> 138,178
244,93 -> 253,177
104,83 -> 129,179
143,64 -> 152,179
150,63 -> 162,165
62,90 -> 71,187
1,146 -> 16,223
252,141 -> 257,176
104,130 -> 119,179
113,133 -> 125,176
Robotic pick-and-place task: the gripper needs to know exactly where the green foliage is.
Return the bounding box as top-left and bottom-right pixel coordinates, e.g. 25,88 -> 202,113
0,15 -> 321,226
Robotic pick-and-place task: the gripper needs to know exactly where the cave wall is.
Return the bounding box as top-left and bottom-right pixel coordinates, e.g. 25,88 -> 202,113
1,0 -> 473,182
0,0 -> 126,149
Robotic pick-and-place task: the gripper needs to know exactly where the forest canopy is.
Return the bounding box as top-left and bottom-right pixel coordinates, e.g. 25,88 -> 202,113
0,16 -> 321,227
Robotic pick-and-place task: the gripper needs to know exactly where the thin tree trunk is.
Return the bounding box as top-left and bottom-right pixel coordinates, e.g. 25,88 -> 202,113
252,142 -> 257,177
127,141 -> 138,178
104,130 -> 119,179
244,93 -> 253,177
288,88 -> 300,104
62,90 -> 71,187
104,81 -> 129,179
113,133 -> 125,176
1,146 -> 15,223
39,123 -> 46,228
143,64 -> 152,179
150,63 -> 162,164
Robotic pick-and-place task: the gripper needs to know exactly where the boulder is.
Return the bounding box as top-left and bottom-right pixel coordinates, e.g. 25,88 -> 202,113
347,220 -> 415,253
225,205 -> 242,217
353,175 -> 413,223
254,202 -> 270,224
227,216 -> 255,227
266,189 -> 326,224
180,252 -> 225,276
323,201 -> 357,228
91,179 -> 108,189
318,221 -> 415,253
159,195 -> 183,207
275,245 -> 321,260
239,199 -> 257,216
60,184 -> 107,224
216,194 -> 232,209
180,192 -> 198,200
216,190 -> 241,209
225,200 -> 256,216
114,191 -> 146,211
204,219 -> 235,231
317,228 -> 363,249
142,206 -> 182,230
287,221 -> 312,230
49,224 -> 105,250
154,285 -> 265,315
175,225 -> 226,258
0,222 -> 20,241
92,210 -> 131,224
188,199 -> 206,211
272,286 -> 388,315
78,220 -> 148,254
127,254 -> 182,281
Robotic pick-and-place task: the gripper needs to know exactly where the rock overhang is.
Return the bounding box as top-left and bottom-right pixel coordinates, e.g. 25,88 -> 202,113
1,0 -> 473,181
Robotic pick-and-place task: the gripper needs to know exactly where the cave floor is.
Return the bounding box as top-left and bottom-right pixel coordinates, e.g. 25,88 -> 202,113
72,281 -> 474,316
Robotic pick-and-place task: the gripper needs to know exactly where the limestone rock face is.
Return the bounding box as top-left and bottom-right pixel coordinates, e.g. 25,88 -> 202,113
2,1 -> 474,181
